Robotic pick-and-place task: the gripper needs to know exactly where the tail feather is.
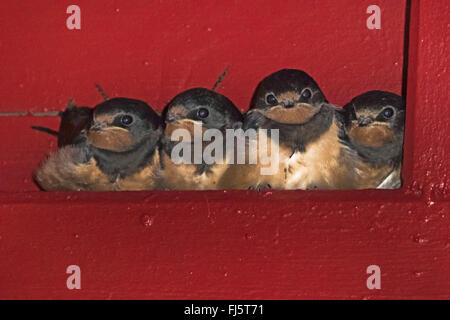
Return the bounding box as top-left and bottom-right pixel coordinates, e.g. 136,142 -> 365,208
95,83 -> 109,101
212,66 -> 230,92
31,126 -> 59,137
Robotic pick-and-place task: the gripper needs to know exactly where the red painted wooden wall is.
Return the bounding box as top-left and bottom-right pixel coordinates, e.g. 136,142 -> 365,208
0,0 -> 448,299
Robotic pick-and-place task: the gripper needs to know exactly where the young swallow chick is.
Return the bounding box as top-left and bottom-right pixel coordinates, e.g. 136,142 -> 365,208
160,88 -> 243,190
56,100 -> 92,147
35,98 -> 163,191
31,100 -> 92,147
32,85 -> 110,146
227,68 -> 356,190
342,90 -> 405,189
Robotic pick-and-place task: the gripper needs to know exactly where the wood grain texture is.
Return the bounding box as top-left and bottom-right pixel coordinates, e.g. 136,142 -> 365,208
0,193 -> 448,299
0,0 -> 405,113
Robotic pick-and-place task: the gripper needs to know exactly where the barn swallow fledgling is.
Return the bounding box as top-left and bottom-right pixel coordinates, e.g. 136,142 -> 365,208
31,100 -> 92,147
56,100 -> 92,147
32,84 -> 110,147
342,90 -> 404,189
224,68 -> 357,190
35,98 -> 163,191
160,88 -> 244,190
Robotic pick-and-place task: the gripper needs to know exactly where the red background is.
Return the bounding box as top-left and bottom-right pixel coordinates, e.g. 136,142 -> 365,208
0,0 -> 448,299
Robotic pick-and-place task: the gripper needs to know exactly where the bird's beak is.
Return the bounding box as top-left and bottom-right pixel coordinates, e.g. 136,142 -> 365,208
165,104 -> 189,123
165,114 -> 200,125
358,117 -> 373,127
89,122 -> 128,133
89,122 -> 106,132
265,102 -> 319,124
165,114 -> 177,123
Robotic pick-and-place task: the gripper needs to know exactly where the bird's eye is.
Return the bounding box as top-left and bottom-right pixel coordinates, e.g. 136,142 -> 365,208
301,88 -> 312,99
198,108 -> 209,119
121,115 -> 134,125
382,107 -> 394,119
266,93 -> 278,106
